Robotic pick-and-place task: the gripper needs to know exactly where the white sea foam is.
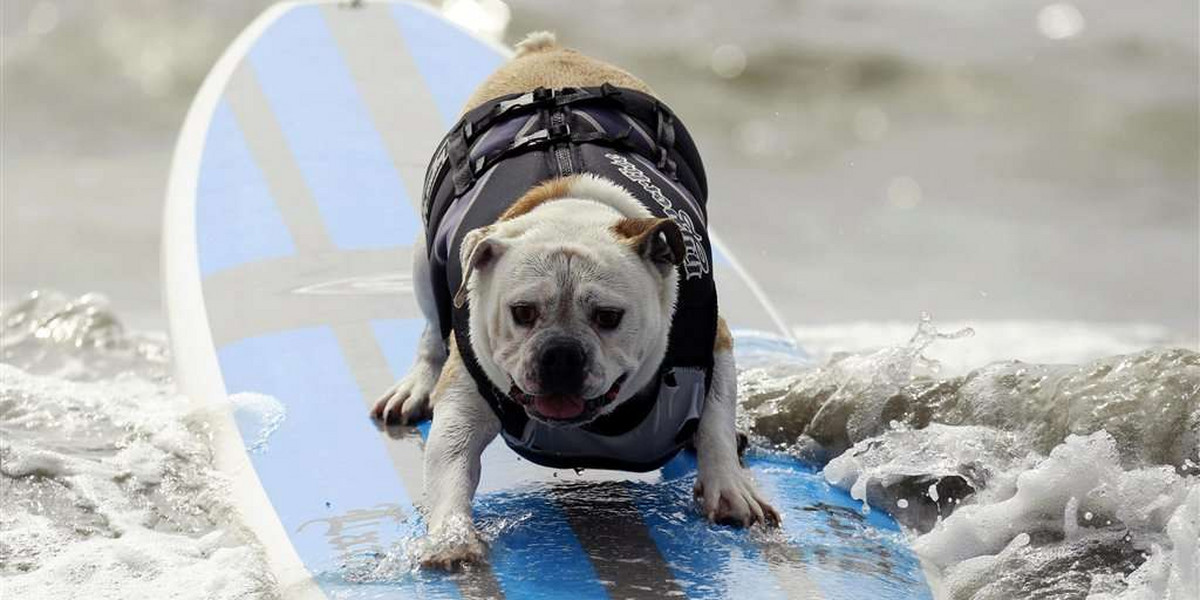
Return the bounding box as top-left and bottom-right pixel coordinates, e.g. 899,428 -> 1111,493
744,315 -> 1199,599
1,293 -> 276,599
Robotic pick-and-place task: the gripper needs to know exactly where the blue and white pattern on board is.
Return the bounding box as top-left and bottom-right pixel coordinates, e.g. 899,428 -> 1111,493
390,2 -> 505,127
196,100 -> 295,275
248,6 -> 417,249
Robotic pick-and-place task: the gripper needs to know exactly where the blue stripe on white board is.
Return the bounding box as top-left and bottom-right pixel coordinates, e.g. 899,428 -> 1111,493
390,3 -> 506,127
751,455 -> 933,599
476,496 -> 608,600
248,5 -> 418,250
369,319 -> 427,383
197,100 -> 296,275
217,327 -> 458,598
370,318 -> 606,600
633,452 -> 789,600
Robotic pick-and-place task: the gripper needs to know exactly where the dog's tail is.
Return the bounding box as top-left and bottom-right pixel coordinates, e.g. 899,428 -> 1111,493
514,31 -> 558,57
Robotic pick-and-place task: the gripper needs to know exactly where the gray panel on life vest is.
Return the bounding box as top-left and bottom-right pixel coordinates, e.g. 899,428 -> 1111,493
504,367 -> 707,467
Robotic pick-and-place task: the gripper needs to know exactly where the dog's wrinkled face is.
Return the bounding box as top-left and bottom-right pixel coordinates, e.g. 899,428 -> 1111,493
458,192 -> 683,425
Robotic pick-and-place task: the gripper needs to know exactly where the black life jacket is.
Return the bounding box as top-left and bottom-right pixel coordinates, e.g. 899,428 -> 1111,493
422,85 -> 717,472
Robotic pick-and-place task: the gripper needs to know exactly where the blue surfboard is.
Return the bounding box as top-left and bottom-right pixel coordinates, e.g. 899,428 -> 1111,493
163,2 -> 932,598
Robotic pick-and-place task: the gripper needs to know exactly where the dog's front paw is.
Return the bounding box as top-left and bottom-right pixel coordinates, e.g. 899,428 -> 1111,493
371,365 -> 439,425
418,530 -> 487,571
694,465 -> 781,528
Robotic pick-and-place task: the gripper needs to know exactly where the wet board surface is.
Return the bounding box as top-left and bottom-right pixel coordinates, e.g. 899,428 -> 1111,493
162,1 -> 933,598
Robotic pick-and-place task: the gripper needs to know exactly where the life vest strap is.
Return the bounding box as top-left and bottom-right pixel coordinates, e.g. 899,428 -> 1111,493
427,86 -> 678,215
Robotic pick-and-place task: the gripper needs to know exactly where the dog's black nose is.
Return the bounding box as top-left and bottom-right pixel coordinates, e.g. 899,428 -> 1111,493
538,340 -> 587,395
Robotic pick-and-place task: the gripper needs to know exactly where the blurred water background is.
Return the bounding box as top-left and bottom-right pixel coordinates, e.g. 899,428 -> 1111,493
4,0 -> 1196,345
2,1 -> 1198,599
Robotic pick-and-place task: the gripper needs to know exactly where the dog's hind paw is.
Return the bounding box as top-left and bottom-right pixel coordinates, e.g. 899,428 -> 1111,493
371,364 -> 439,425
694,467 -> 781,528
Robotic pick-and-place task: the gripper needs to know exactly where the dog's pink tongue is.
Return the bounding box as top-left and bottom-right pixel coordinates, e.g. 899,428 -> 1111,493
534,395 -> 585,419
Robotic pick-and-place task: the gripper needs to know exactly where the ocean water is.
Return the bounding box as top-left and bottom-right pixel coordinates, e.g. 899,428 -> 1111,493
4,0 -> 1196,332
0,292 -> 277,599
741,316 -> 1199,598
2,291 -> 1196,599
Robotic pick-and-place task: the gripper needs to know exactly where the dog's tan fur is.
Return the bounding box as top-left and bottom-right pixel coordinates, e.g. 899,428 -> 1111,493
610,216 -> 669,243
714,317 -> 733,352
463,32 -> 653,115
431,336 -> 463,402
500,176 -> 576,221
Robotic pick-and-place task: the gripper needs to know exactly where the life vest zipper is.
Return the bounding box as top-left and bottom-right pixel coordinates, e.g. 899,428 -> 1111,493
550,110 -> 575,176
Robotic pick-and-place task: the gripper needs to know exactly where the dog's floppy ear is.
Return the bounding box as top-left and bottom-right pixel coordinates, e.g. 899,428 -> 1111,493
454,226 -> 507,308
612,217 -> 685,268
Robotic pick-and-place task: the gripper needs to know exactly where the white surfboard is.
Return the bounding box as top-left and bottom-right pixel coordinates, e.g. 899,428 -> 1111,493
163,2 -> 931,598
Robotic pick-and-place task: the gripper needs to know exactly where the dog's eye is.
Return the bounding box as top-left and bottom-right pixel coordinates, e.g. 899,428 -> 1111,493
510,304 -> 538,326
593,308 -> 624,330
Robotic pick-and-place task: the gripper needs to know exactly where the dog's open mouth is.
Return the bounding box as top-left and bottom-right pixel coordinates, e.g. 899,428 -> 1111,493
509,375 -> 626,421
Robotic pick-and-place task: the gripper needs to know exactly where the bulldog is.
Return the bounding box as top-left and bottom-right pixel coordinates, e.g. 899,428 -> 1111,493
371,32 -> 779,570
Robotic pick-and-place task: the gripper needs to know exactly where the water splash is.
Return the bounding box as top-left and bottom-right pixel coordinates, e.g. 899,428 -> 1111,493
908,311 -> 975,375
227,392 -> 287,455
1,290 -> 170,381
740,313 -> 975,461
739,314 -> 1199,599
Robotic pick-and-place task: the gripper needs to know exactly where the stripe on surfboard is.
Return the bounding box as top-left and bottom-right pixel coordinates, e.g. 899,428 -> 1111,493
389,2 -> 505,128
320,2 -> 444,213
751,456 -> 931,600
552,483 -> 688,599
246,5 -> 417,250
199,249 -> 422,347
223,61 -> 334,255
196,99 -> 296,275
215,327 -> 461,599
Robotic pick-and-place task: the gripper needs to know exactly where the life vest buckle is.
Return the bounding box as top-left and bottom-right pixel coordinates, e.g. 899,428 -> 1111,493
547,120 -> 571,141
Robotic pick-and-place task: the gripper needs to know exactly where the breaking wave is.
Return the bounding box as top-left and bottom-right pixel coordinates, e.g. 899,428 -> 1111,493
741,315 -> 1199,599
0,292 -> 276,599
